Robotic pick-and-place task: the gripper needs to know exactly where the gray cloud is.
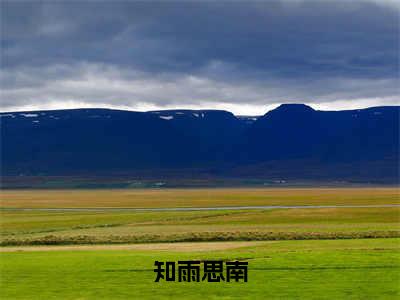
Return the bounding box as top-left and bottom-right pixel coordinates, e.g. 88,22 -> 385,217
1,1 -> 399,114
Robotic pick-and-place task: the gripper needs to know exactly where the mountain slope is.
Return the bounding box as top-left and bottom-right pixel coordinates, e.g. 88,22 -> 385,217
239,104 -> 399,163
1,108 -> 245,174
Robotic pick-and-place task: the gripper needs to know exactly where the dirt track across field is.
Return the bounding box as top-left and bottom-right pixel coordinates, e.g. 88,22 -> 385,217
0,241 -> 268,252
2,204 -> 399,212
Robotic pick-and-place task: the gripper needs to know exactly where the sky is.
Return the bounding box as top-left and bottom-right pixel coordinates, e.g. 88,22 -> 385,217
1,0 -> 399,115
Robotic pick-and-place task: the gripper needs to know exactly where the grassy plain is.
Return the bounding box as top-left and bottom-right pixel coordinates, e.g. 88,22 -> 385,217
1,207 -> 399,245
1,239 -> 399,299
1,187 -> 399,208
1,188 -> 399,245
1,187 -> 399,299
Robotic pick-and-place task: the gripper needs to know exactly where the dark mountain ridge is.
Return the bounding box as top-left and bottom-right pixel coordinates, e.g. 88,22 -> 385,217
1,104 -> 399,182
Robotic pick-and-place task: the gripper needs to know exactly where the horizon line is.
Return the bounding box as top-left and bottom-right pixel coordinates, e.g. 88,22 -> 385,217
1,103 -> 399,116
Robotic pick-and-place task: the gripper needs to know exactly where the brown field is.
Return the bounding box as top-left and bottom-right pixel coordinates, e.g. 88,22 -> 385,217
1,187 -> 399,208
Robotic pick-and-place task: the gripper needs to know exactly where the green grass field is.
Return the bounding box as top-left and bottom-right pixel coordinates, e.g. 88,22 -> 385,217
1,239 -> 399,299
1,188 -> 399,299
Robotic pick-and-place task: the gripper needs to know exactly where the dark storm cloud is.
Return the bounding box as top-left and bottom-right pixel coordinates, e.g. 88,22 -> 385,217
1,1 -> 399,113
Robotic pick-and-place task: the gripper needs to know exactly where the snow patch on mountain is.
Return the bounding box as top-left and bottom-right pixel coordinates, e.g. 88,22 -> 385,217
160,115 -> 174,120
20,113 -> 38,117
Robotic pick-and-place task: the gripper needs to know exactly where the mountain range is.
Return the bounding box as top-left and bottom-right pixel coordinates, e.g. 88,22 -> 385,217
1,104 -> 399,183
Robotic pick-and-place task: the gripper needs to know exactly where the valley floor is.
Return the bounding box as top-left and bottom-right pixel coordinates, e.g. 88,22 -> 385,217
0,187 -> 399,299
